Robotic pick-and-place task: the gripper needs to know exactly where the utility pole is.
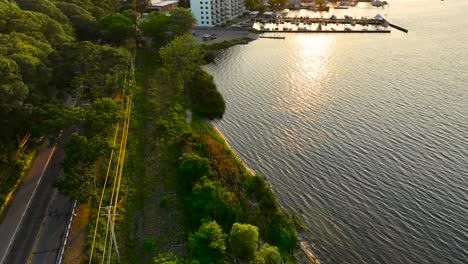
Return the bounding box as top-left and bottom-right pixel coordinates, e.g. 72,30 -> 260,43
100,206 -> 119,262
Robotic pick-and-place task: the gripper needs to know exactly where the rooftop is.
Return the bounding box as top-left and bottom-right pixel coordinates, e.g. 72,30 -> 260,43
150,0 -> 179,6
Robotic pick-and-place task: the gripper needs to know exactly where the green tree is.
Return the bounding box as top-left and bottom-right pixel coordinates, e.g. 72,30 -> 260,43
55,1 -> 100,40
121,8 -> 137,23
254,244 -> 282,264
33,104 -> 85,136
83,98 -> 123,137
178,0 -> 190,8
190,177 -> 240,229
229,223 -> 259,261
190,220 -> 227,263
100,13 -> 134,44
0,1 -> 73,44
160,34 -> 204,90
189,69 -> 225,119
56,132 -> 110,202
15,0 -> 73,34
168,8 -> 196,37
178,152 -> 212,194
51,41 -> 128,99
0,57 -> 29,113
0,32 -> 54,99
139,12 -> 171,48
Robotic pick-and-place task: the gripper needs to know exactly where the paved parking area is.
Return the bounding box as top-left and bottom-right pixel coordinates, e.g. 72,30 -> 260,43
193,28 -> 257,44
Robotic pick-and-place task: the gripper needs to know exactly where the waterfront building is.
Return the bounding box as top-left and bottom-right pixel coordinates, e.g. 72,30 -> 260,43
190,0 -> 245,26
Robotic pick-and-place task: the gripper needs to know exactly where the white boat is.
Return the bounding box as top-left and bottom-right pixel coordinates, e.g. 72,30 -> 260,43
371,0 -> 387,7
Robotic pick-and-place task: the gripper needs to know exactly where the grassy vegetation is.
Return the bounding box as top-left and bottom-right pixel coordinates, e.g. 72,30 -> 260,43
118,48 -> 189,263
201,37 -> 256,63
203,37 -> 254,50
187,118 -> 298,262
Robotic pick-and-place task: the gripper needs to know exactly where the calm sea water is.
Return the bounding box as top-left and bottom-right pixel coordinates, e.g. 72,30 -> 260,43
204,0 -> 468,263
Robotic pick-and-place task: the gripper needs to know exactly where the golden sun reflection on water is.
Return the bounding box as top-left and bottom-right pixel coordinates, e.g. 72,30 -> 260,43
270,35 -> 337,150
273,35 -> 337,115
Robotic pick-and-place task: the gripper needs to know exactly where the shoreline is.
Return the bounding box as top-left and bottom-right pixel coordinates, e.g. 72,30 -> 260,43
207,121 -> 321,264
210,124 -> 256,176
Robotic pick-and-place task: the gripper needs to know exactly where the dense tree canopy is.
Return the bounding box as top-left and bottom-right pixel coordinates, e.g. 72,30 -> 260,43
100,13 -> 134,44
139,12 -> 171,48
0,0 -> 129,188
51,41 -> 128,99
167,8 -> 196,37
15,0 -> 73,34
160,34 -> 204,87
0,1 -> 73,44
55,1 -> 99,40
139,7 -> 196,48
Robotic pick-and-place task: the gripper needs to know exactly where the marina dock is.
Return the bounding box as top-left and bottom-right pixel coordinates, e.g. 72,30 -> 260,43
259,35 -> 286,39
259,29 -> 391,33
253,16 -> 399,33
254,17 -> 387,26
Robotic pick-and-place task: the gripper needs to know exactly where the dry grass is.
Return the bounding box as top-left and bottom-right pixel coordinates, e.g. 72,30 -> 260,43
63,202 -> 91,264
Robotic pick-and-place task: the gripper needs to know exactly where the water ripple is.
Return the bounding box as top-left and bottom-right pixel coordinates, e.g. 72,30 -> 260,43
205,0 -> 468,263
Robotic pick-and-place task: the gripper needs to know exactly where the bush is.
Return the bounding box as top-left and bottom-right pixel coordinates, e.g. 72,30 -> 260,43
188,69 -> 225,120
178,153 -> 212,194
189,176 -> 240,230
190,220 -> 227,263
160,194 -> 170,208
229,223 -> 259,261
254,244 -> 282,264
262,211 -> 297,254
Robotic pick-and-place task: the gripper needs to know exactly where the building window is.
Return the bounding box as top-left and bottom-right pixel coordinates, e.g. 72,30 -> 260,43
201,21 -> 204,24
200,1 -> 203,3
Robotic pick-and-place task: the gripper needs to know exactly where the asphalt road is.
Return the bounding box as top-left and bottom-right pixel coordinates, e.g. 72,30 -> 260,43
31,192 -> 72,264
0,140 -> 70,264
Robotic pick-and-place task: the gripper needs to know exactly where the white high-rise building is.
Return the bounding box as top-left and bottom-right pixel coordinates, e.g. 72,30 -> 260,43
190,0 -> 245,27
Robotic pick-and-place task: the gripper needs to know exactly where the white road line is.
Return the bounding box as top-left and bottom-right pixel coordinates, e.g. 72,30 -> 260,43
0,146 -> 57,264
